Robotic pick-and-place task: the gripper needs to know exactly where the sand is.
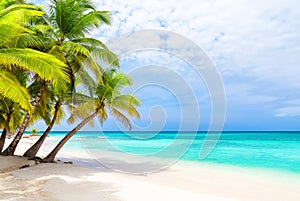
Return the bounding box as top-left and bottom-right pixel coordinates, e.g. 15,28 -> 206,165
1,136 -> 300,201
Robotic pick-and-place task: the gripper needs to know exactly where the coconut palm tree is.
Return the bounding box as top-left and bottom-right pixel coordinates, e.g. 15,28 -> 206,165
0,52 -> 69,156
2,0 -> 121,157
0,71 -> 29,152
48,0 -> 118,88
43,69 -> 140,162
31,128 -> 39,136
0,4 -> 45,111
0,4 -> 70,156
22,0 -> 119,158
0,98 -> 23,152
0,0 -> 46,153
0,48 -> 32,152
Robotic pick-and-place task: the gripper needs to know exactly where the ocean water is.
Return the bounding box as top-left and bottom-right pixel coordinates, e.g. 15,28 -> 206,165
48,131 -> 300,174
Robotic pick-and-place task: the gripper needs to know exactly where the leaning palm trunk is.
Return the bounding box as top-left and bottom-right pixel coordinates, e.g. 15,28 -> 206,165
43,108 -> 99,162
23,100 -> 62,158
1,89 -> 43,156
0,129 -> 7,153
0,107 -> 13,153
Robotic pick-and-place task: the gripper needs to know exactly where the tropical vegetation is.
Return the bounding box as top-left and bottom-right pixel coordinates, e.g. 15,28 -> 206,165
0,0 -> 140,162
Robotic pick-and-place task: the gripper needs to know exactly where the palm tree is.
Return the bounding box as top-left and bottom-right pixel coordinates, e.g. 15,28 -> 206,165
0,0 -> 117,157
0,51 -> 70,155
1,0 -> 121,157
22,0 -> 119,158
30,128 -> 39,136
43,69 -> 140,162
0,4 -> 69,108
0,71 -> 29,152
0,4 -> 45,111
48,0 -> 118,86
0,0 -> 47,153
0,98 -> 21,152
0,4 -> 70,156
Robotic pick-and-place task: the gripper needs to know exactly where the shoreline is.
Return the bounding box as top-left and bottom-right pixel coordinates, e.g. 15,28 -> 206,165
9,135 -> 300,176
1,136 -> 300,201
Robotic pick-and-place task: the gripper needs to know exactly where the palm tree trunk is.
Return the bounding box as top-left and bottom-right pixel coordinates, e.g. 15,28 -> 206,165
0,106 -> 13,153
43,108 -> 99,162
23,100 -> 62,158
1,89 -> 43,156
0,129 -> 7,153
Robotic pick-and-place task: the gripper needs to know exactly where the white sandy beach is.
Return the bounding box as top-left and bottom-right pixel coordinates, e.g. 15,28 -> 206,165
1,136 -> 300,201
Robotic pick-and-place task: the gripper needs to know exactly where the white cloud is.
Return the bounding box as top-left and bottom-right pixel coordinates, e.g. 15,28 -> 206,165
90,0 -> 300,91
274,107 -> 300,117
32,0 -> 300,92
30,0 -> 300,129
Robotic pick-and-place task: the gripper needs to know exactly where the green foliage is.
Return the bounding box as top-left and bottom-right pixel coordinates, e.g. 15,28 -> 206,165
0,48 -> 69,91
49,0 -> 111,39
0,0 -> 140,158
69,69 -> 140,130
0,4 -> 44,25
0,0 -> 25,10
0,2 -> 69,114
0,69 -> 31,112
0,96 -> 25,132
47,0 -> 118,95
31,127 -> 40,136
96,70 -> 140,130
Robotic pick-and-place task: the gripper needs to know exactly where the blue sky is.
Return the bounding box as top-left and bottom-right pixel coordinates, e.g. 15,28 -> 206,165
29,0 -> 300,131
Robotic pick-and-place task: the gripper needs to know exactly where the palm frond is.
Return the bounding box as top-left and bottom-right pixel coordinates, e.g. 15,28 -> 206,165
96,83 -> 113,100
109,107 -> 132,130
31,24 -> 54,34
10,108 -> 25,131
0,48 -> 69,91
0,69 -> 31,112
0,23 -> 34,47
81,56 -> 103,81
67,99 -> 96,124
61,41 -> 90,57
92,49 -> 119,67
128,105 -> 140,119
108,95 -> 140,119
98,107 -> 107,126
111,94 -> 140,107
14,33 -> 49,49
28,81 -> 55,125
0,4 -> 44,25
71,37 -> 119,67
75,67 -> 97,96
71,37 -> 108,49
61,92 -> 92,105
67,10 -> 112,39
104,72 -> 132,90
55,105 -> 65,124
48,45 -> 66,62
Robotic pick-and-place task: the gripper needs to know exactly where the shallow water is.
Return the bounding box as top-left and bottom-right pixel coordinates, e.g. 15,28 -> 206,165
46,131 -> 300,174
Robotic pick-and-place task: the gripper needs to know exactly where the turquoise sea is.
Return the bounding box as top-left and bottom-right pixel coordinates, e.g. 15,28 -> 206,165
47,131 -> 300,174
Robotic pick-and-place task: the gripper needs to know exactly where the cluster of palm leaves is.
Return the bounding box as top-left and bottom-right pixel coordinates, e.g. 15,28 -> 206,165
0,0 -> 140,162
